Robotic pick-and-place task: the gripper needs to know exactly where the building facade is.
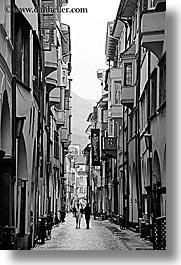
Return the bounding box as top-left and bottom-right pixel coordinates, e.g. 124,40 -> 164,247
0,0 -> 72,249
85,0 -> 166,247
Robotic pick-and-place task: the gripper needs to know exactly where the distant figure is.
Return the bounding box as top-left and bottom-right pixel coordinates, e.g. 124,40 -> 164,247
75,202 -> 83,229
47,213 -> 53,239
72,204 -> 76,217
84,203 -> 91,229
60,210 -> 66,223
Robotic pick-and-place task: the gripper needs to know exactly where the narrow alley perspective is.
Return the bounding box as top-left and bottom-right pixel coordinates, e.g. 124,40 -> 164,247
33,213 -> 153,251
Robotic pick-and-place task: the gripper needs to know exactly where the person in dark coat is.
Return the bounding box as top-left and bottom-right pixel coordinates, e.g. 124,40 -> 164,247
84,203 -> 91,229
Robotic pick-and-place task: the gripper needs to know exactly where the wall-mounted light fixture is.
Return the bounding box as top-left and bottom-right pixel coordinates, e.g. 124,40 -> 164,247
16,117 -> 26,139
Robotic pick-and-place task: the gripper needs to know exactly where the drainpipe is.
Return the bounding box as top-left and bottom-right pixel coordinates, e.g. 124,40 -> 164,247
126,107 -> 130,227
147,50 -> 153,238
46,102 -> 50,214
11,0 -> 16,233
122,106 -> 125,223
135,0 -> 143,219
118,18 -> 129,226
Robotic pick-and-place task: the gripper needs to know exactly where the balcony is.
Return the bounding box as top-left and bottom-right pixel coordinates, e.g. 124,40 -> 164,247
62,131 -> 71,149
44,44 -> 58,77
141,11 -> 165,59
54,109 -> 65,128
121,85 -> 135,109
110,105 -> 123,123
110,68 -> 121,80
49,87 -> 60,107
120,0 -> 137,17
46,70 -> 57,93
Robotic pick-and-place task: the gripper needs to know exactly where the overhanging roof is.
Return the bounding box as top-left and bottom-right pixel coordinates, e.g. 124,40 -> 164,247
116,0 -> 137,18
105,22 -> 119,61
113,19 -> 124,38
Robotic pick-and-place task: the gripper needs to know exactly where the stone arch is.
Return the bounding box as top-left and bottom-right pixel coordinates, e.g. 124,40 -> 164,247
152,150 -> 162,217
17,134 -> 28,235
1,90 -> 11,155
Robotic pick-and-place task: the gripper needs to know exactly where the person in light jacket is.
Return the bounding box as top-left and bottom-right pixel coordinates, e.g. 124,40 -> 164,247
75,202 -> 83,229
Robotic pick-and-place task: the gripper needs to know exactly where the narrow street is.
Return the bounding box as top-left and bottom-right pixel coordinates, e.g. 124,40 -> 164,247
33,213 -> 153,251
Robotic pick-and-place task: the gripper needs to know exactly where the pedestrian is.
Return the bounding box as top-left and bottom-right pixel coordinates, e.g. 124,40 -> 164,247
75,202 -> 83,229
72,204 -> 76,217
84,203 -> 91,229
47,213 -> 53,239
60,210 -> 66,223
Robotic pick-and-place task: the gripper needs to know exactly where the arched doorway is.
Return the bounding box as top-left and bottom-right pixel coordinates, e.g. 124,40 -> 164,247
30,141 -> 37,248
0,90 -> 14,227
153,150 -> 161,218
17,134 -> 28,236
1,90 -> 11,155
129,163 -> 138,225
161,146 -> 166,216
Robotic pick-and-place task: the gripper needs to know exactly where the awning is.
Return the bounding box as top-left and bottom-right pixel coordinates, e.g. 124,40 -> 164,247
121,42 -> 136,58
16,0 -> 39,34
60,23 -> 71,64
16,84 -> 33,117
49,87 -> 60,100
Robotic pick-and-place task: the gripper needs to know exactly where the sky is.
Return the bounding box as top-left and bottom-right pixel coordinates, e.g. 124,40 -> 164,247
61,0 -> 120,100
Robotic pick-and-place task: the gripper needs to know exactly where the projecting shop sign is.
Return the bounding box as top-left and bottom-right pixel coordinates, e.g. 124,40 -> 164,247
91,129 -> 100,166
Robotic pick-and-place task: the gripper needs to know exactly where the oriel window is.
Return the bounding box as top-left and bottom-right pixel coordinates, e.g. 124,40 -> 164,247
124,63 -> 132,86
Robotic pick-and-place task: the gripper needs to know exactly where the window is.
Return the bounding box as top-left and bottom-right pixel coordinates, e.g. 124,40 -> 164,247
80,176 -> 83,182
15,14 -> 30,87
151,69 -> 157,114
124,63 -> 132,86
72,173 -> 75,181
102,109 -> 108,123
140,92 -> 146,131
54,131 -> 59,158
114,82 -> 121,104
159,55 -> 166,106
33,32 -> 40,99
108,119 -> 114,137
129,113 -> 134,138
64,89 -> 70,110
79,187 -> 84,193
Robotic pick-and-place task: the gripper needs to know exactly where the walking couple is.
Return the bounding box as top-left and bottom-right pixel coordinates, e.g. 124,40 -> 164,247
73,202 -> 91,229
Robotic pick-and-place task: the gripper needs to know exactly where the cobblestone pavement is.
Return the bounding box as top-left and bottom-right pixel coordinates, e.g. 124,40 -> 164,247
33,213 -> 153,251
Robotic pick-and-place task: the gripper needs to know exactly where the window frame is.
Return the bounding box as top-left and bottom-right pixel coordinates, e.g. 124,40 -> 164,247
124,62 -> 133,86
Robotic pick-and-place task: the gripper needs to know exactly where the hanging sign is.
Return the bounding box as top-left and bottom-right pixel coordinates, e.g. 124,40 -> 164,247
91,129 -> 100,166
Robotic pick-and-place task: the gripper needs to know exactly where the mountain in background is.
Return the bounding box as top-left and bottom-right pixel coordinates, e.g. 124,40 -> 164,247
71,91 -> 96,151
